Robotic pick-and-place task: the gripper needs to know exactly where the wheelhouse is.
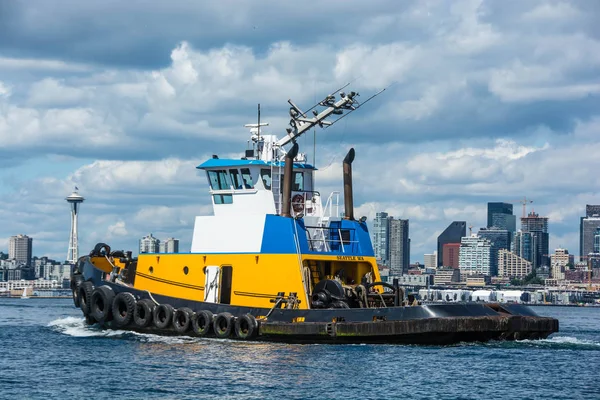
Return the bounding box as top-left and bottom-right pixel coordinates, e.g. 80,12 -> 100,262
197,158 -> 319,217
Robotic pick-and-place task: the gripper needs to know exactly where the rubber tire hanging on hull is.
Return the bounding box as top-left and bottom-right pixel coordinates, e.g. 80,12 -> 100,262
134,299 -> 155,328
213,312 -> 235,339
234,314 -> 258,340
192,310 -> 213,337
173,307 -> 193,334
78,281 -> 95,316
153,304 -> 174,329
90,286 -> 115,322
111,292 -> 137,327
71,275 -> 84,308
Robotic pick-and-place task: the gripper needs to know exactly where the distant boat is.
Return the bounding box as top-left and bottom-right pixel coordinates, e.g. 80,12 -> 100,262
21,288 -> 30,299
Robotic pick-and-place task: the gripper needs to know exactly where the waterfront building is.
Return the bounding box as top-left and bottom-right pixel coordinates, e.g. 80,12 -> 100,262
44,264 -> 72,282
478,227 -> 511,278
139,234 -> 160,254
442,243 -> 461,268
487,202 -> 516,234
580,207 -> 600,258
437,221 -> 466,267
389,219 -> 410,276
9,234 -> 32,266
424,252 -> 437,270
434,267 -> 461,285
373,212 -> 390,267
458,235 -> 492,276
520,212 -> 549,269
394,274 -> 432,287
498,250 -> 532,278
160,238 -> 180,253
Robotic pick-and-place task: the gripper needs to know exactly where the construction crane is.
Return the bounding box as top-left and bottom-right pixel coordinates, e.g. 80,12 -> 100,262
504,197 -> 533,218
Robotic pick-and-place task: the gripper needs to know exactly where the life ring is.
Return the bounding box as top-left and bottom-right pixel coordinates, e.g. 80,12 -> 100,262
192,310 -> 214,336
292,194 -> 304,213
234,314 -> 258,340
213,312 -> 235,339
133,299 -> 155,328
90,286 -> 116,322
111,292 -> 137,327
153,304 -> 174,329
173,307 -> 193,333
78,281 -> 95,316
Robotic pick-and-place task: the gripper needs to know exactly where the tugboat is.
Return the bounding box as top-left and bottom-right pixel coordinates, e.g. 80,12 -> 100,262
71,85 -> 558,344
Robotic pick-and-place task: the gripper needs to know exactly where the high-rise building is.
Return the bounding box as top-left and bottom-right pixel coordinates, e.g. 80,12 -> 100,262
520,211 -> 549,269
139,234 -> 160,254
424,252 -> 437,270
478,227 -> 511,277
513,231 -> 532,262
389,219 -> 409,276
442,243 -> 461,268
373,212 -> 390,266
580,205 -> 600,258
458,235 -> 492,276
550,248 -> 573,280
437,221 -> 466,267
9,234 -> 32,266
498,250 -> 532,278
595,228 -> 600,253
487,202 -> 516,233
160,238 -> 180,253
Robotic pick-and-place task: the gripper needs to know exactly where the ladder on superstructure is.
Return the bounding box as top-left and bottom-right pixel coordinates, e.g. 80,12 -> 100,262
271,162 -> 283,215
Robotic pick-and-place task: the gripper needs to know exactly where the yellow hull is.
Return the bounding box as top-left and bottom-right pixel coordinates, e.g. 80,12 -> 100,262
101,253 -> 380,310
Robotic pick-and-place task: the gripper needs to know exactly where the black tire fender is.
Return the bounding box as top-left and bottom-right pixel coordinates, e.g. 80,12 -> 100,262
153,304 -> 174,330
234,314 -> 258,340
111,292 -> 137,327
134,299 -> 155,328
213,312 -> 235,339
78,281 -> 95,316
71,275 -> 84,308
173,307 -> 193,334
90,286 -> 116,322
191,310 -> 214,336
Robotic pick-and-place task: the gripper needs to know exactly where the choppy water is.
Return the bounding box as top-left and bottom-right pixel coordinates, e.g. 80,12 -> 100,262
1,299 -> 599,399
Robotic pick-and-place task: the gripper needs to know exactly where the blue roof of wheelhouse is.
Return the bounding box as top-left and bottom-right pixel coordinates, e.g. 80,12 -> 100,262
197,158 -> 316,170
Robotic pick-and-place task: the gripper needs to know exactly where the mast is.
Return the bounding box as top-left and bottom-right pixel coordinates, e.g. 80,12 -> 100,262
275,85 -> 385,149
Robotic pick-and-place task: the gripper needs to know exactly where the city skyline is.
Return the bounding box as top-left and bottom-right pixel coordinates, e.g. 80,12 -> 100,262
0,1 -> 598,260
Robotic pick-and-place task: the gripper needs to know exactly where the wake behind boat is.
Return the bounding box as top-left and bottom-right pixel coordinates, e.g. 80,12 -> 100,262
70,85 -> 558,344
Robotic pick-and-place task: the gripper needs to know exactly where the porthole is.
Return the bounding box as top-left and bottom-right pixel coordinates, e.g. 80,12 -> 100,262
183,266 -> 189,275
149,266 -> 154,274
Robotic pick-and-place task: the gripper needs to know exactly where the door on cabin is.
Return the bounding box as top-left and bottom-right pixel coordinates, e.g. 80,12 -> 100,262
204,266 -> 220,303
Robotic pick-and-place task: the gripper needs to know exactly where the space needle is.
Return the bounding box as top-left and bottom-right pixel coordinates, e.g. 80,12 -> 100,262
66,188 -> 85,264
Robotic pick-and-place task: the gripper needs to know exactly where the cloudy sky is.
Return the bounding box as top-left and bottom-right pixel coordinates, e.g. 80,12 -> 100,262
1,0 -> 599,261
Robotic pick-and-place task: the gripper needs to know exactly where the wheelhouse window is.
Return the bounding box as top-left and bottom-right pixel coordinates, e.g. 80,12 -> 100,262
260,169 -> 272,190
207,170 -> 231,191
213,194 -> 233,204
293,171 -> 304,191
241,168 -> 254,189
229,169 -> 242,189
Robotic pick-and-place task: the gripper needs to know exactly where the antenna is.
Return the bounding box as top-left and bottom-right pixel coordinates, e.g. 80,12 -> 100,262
275,85 -> 386,149
257,103 -> 261,159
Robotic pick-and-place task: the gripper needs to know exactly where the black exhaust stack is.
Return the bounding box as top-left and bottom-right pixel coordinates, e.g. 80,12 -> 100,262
343,148 -> 355,220
281,142 -> 299,217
